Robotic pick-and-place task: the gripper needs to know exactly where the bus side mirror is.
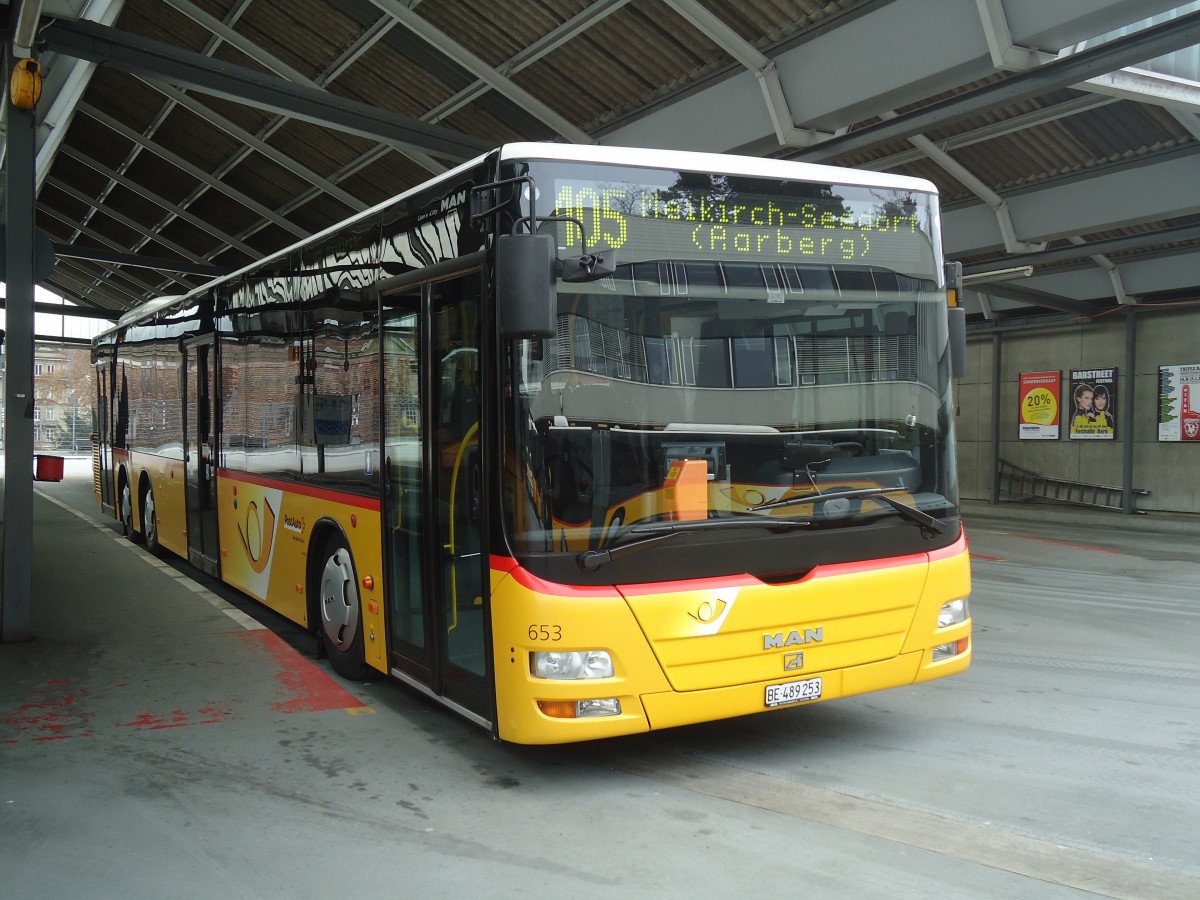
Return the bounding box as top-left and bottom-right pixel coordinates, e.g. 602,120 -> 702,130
496,233 -> 556,339
944,260 -> 967,379
948,306 -> 967,379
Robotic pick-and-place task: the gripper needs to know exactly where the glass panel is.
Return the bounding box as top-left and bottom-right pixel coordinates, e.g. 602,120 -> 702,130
502,162 -> 956,582
432,277 -> 486,679
383,294 -> 426,663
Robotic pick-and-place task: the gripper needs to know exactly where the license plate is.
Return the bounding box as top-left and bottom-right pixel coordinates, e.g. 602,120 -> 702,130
765,677 -> 822,707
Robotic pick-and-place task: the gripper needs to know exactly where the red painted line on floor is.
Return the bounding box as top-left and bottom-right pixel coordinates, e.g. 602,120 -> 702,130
113,704 -> 239,731
1,681 -> 94,743
233,630 -> 365,713
1003,534 -> 1121,555
970,553 -> 1006,561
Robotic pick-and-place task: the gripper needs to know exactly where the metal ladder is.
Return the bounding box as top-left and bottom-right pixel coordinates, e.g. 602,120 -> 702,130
997,459 -> 1150,513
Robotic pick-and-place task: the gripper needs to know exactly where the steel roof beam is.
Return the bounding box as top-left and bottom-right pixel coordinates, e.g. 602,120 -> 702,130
59,1 -> 369,250
39,16 -> 492,162
962,223 -> 1200,274
43,258 -> 151,309
663,0 -> 829,149
58,145 -> 260,257
943,153 -> 1200,256
37,203 -> 197,293
171,8 -> 425,254
146,81 -> 370,214
866,94 -> 1117,170
795,8 -> 1200,161
77,103 -> 308,238
366,0 -> 593,144
44,175 -> 213,267
52,242 -> 226,277
160,0 -> 444,174
1030,249 -> 1200,301
423,0 -> 631,125
973,281 -> 1095,316
0,298 -> 121,320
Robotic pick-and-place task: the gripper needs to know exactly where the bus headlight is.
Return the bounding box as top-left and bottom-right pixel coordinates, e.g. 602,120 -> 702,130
938,597 -> 969,628
532,650 -> 614,680
537,698 -> 622,718
933,638 -> 970,661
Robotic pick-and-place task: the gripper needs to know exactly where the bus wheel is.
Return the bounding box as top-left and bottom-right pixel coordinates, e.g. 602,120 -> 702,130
142,484 -> 160,554
316,535 -> 369,680
119,478 -> 142,543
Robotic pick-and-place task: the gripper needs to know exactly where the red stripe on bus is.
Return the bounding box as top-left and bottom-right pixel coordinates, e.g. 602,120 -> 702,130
217,469 -> 381,511
927,527 -> 967,561
491,529 -> 967,597
494,560 -> 624,598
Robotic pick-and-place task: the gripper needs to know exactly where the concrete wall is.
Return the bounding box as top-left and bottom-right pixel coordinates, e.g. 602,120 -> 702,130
955,306 -> 1200,514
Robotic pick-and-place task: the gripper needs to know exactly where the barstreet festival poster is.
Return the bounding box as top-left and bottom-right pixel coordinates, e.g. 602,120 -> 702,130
1068,368 -> 1117,440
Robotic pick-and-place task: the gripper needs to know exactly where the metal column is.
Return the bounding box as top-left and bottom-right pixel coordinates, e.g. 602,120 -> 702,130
989,332 -> 1002,505
2,53 -> 38,641
1122,309 -> 1137,515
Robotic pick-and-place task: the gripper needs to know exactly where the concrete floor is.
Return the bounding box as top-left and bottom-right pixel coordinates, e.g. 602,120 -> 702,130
2,459 -> 1199,899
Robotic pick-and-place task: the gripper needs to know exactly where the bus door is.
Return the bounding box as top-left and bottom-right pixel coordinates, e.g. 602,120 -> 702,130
381,270 -> 491,725
184,336 -> 220,576
94,356 -> 114,513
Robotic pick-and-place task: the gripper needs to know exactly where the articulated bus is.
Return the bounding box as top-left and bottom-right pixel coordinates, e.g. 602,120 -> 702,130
93,143 -> 971,744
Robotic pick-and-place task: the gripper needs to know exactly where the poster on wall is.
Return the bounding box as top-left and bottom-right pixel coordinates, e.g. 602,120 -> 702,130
1068,368 -> 1117,440
1158,364 -> 1200,442
1018,371 -> 1061,440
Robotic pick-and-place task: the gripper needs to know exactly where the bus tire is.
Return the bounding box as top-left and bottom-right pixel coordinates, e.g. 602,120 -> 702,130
141,481 -> 161,555
314,533 -> 369,681
119,474 -> 142,543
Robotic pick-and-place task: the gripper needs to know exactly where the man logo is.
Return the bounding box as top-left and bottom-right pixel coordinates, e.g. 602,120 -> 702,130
763,627 -> 824,650
783,652 -> 805,671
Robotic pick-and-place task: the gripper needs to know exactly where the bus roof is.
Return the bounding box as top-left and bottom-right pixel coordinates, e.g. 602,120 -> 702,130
106,142 -> 937,337
498,142 -> 939,197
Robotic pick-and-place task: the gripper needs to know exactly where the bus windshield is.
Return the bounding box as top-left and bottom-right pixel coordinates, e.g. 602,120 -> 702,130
501,160 -> 958,581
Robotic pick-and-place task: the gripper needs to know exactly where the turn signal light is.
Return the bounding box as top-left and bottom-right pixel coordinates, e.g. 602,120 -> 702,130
537,700 -> 578,719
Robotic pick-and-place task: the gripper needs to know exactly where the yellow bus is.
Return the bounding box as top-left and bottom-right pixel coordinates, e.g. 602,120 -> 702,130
93,143 -> 971,744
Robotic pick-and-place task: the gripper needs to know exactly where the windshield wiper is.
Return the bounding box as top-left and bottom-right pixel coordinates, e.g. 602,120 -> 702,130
577,516 -> 812,573
752,487 -> 949,536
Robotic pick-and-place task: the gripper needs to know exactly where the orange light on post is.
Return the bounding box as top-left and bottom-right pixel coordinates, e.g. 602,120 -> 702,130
10,59 -> 42,109
662,459 -> 708,522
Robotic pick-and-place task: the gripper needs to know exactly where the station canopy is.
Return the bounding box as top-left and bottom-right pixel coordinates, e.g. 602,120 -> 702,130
3,0 -> 1199,327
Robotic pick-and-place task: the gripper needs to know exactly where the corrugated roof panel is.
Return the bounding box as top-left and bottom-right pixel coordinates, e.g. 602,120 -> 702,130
337,149 -> 438,205
23,0 -> 1198,314
236,0 -> 370,80
120,0 -> 224,56
417,0 -> 592,68
519,0 -> 736,134
341,37 -> 464,119
697,0 -> 879,48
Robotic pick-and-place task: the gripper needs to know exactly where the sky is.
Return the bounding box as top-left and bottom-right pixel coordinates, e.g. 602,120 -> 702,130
0,284 -> 111,342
